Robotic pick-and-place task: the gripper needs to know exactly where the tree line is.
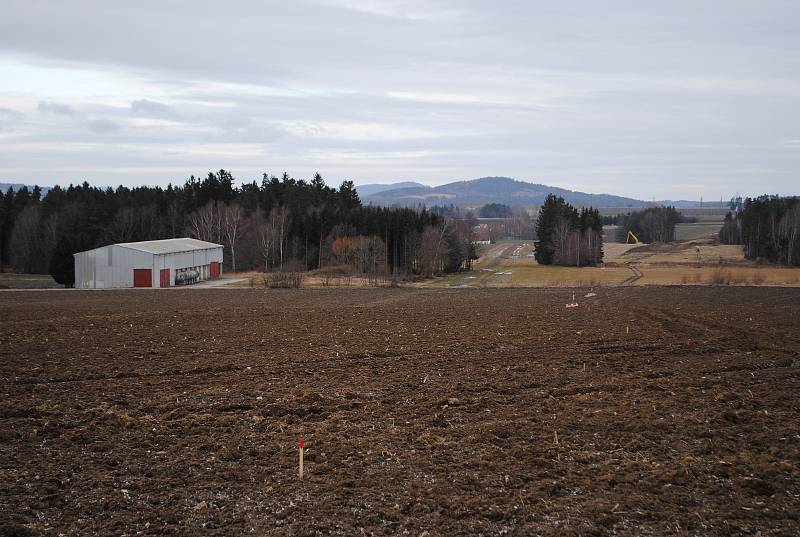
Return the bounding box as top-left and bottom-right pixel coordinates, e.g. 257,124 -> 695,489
719,195 -> 800,266
430,203 -> 535,243
534,194 -> 603,266
0,171 -> 476,285
614,206 -> 679,243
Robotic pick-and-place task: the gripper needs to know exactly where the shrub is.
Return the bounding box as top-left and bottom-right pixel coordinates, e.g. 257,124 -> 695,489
731,274 -> 747,285
709,269 -> 732,285
261,271 -> 303,288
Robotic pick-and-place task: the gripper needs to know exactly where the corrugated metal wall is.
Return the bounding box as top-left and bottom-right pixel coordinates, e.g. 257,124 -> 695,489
74,245 -> 224,288
74,248 -> 99,289
154,247 -> 224,286
74,246 -> 153,288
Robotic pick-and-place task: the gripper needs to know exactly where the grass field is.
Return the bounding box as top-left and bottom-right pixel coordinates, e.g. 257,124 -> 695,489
426,238 -> 800,288
603,222 -> 724,243
674,222 -> 725,241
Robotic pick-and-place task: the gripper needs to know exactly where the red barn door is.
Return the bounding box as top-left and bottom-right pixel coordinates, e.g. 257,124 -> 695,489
133,269 -> 152,287
210,261 -> 220,279
159,268 -> 170,288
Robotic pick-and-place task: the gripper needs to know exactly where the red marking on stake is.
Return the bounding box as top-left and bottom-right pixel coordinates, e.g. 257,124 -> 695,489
298,435 -> 305,480
687,337 -> 693,347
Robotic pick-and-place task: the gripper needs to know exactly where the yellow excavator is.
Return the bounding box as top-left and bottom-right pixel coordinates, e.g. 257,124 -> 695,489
626,230 -> 641,244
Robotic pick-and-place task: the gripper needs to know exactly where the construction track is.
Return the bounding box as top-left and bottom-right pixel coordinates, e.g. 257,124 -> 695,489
621,263 -> 644,285
2,287 -> 800,536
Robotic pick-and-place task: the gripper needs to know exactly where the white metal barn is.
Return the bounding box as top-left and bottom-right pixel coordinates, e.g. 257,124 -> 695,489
73,238 -> 224,289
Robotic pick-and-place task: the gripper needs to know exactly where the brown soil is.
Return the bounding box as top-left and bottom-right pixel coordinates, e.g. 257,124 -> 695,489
1,287 -> 799,536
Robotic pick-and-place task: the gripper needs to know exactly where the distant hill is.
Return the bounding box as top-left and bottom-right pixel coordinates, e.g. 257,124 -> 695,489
0,183 -> 51,196
354,181 -> 426,198
360,176 -> 668,208
2,177 -> 705,209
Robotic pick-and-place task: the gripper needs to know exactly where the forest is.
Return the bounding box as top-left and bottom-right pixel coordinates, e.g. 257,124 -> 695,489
719,195 -> 800,266
0,171 -> 475,285
429,203 -> 535,242
614,206 -> 679,244
534,194 -> 603,266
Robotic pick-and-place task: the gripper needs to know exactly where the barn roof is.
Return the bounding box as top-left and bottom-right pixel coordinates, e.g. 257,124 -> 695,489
75,238 -> 223,256
116,238 -> 223,255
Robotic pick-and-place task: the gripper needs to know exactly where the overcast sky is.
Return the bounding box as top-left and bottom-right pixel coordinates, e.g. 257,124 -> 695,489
0,1 -> 798,200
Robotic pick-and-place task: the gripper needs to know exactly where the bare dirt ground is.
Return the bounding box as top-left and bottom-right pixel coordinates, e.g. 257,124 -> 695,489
2,287 -> 800,536
0,273 -> 59,290
612,241 -> 800,287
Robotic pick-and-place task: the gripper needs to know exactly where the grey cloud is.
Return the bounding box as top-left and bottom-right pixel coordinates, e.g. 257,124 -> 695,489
0,107 -> 23,133
0,1 -> 798,198
130,99 -> 175,116
0,107 -> 24,119
87,118 -> 121,133
38,101 -> 75,116
3,1 -> 796,86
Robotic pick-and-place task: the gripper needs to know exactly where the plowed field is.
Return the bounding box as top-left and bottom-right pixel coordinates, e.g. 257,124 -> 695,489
2,287 -> 799,536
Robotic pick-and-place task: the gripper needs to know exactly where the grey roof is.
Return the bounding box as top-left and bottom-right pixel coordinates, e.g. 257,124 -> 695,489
73,238 -> 222,257
115,238 -> 223,255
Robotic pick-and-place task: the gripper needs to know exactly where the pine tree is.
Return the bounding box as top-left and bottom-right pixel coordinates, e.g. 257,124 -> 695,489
534,194 -> 563,265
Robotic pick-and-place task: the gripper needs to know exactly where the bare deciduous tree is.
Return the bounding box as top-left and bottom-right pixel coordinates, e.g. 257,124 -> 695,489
256,210 -> 276,272
221,203 -> 243,273
274,206 -> 289,271
253,206 -> 291,272
189,201 -> 221,243
108,207 -> 138,244
779,203 -> 800,266
419,222 -> 450,276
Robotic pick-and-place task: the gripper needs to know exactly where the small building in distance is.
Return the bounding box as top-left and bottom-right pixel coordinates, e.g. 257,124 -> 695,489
73,238 -> 223,289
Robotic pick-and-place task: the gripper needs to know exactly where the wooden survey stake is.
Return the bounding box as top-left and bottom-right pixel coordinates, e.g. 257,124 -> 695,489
298,436 -> 305,480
